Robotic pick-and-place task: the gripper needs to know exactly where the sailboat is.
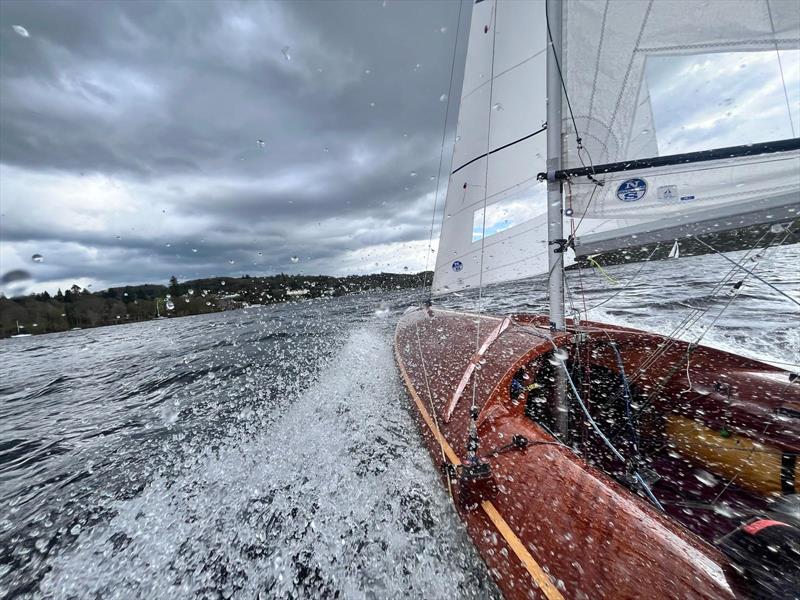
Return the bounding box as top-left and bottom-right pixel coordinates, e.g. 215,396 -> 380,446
668,239 -> 680,260
395,1 -> 799,598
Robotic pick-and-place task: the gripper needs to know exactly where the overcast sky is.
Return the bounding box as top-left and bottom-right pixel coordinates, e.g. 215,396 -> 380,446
2,1 -> 797,297
1,0 -> 471,295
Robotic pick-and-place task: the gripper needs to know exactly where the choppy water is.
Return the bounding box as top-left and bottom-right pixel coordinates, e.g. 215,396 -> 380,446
2,246 -> 798,599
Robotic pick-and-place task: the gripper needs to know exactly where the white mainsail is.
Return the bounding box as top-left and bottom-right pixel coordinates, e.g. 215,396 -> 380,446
431,0 -> 555,295
561,0 -> 800,255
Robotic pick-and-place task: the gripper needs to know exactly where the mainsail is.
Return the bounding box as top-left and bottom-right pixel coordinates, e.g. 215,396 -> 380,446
560,0 -> 800,257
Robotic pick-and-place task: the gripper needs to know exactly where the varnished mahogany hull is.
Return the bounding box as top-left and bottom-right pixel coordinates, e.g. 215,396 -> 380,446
394,307 -> 799,600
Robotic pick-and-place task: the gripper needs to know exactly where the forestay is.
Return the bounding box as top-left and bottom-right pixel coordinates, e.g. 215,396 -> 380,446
561,0 -> 800,245
432,0 -> 554,296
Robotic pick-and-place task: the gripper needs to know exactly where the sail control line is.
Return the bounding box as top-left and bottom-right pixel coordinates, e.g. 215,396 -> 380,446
445,316 -> 511,422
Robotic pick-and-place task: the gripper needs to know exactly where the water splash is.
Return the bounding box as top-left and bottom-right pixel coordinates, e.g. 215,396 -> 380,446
35,325 -> 498,599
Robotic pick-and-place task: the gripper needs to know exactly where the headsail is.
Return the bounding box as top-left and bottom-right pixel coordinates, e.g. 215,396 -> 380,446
559,0 -> 800,256
432,0 -> 554,295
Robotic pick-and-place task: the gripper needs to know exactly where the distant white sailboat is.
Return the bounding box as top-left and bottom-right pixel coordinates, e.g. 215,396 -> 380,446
668,240 -> 680,260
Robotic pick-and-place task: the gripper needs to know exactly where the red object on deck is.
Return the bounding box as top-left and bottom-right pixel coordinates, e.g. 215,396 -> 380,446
394,307 -> 800,600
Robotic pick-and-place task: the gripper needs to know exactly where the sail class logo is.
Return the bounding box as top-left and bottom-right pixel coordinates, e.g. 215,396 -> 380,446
616,178 -> 648,202
452,260 -> 463,272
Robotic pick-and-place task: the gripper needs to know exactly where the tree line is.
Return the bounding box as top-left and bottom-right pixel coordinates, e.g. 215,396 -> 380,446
0,272 -> 431,338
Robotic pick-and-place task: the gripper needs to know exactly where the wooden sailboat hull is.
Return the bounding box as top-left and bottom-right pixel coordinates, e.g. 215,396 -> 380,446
394,307 -> 799,599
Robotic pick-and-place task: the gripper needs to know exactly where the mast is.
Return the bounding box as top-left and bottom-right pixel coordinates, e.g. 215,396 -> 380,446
545,0 -> 569,439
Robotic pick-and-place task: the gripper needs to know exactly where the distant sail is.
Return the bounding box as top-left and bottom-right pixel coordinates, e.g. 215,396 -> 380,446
668,240 -> 679,260
432,0 -> 556,295
560,0 -> 800,256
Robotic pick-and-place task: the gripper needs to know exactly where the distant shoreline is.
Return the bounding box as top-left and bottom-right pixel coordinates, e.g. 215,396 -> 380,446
1,271 -> 431,338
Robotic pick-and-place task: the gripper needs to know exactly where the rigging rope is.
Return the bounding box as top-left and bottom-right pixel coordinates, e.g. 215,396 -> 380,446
692,235 -> 800,308
468,0 -> 500,461
582,244 -> 661,313
585,256 -> 620,284
413,320 -> 453,498
544,0 -> 602,179
628,229 -> 772,383
424,0 -> 465,300
627,226 -> 795,420
549,340 -> 665,512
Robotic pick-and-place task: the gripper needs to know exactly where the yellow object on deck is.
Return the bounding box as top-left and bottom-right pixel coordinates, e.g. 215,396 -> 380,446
666,415 -> 795,496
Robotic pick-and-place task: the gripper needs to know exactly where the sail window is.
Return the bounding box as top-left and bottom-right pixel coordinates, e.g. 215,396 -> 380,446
471,184 -> 547,243
643,50 -> 799,156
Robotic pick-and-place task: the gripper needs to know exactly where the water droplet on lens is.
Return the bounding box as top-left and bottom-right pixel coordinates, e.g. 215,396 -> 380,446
369,101 -> 376,107
492,102 -> 503,111
439,93 -> 448,102
290,256 -> 300,263
439,26 -> 448,33
70,524 -> 81,535
192,248 -> 198,253
257,139 -> 265,148
281,46 -> 291,61
165,300 -> 175,310
12,25 -> 29,38
228,259 -> 235,264
693,469 -> 718,487
374,303 -> 390,317
31,254 -> 44,263
410,171 -> 417,177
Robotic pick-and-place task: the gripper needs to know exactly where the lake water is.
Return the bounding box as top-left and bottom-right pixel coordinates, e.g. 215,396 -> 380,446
2,245 -> 798,599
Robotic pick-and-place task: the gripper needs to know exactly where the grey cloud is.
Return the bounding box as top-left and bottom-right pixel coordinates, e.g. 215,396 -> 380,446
0,0 -> 470,293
